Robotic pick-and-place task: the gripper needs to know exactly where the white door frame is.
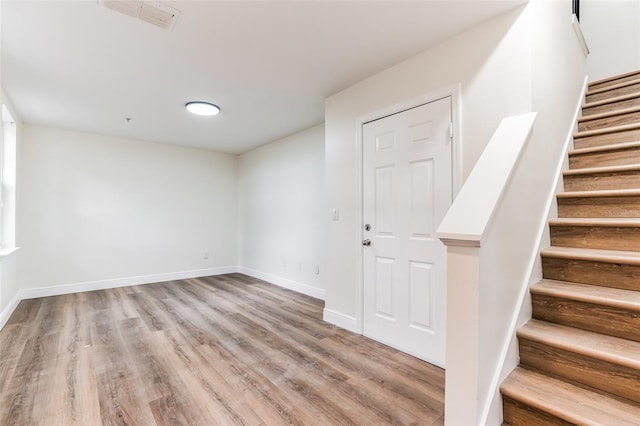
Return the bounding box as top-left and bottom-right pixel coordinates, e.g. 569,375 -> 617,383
354,84 -> 462,334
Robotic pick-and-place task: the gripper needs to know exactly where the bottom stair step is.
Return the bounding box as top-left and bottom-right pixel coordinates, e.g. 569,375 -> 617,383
501,367 -> 640,425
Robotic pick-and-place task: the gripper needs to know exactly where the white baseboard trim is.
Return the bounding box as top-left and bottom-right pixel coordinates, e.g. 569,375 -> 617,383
20,266 -> 239,300
0,291 -> 21,330
238,267 -> 325,300
323,308 -> 359,333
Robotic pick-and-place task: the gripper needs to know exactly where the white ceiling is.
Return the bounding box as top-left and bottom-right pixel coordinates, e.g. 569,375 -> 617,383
2,0 -> 524,154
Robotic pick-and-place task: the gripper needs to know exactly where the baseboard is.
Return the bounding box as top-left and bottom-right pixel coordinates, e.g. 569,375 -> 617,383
0,291 -> 21,330
20,266 -> 239,300
238,267 -> 325,300
323,308 -> 359,333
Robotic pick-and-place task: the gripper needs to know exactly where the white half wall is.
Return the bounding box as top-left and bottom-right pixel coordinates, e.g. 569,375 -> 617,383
18,125 -> 238,291
238,125 -> 324,299
581,0 -> 640,81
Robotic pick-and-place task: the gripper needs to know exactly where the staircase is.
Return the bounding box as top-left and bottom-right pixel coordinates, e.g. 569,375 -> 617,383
500,70 -> 640,425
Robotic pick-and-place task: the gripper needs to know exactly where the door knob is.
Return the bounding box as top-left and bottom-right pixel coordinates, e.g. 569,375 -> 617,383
362,239 -> 371,246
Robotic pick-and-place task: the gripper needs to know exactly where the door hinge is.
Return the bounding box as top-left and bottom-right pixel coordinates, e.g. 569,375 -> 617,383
448,122 -> 453,142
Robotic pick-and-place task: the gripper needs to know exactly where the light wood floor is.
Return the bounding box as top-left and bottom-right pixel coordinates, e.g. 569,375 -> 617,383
0,273 -> 444,425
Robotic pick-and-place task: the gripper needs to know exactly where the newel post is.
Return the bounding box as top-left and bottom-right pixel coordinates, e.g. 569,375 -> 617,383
442,242 -> 482,425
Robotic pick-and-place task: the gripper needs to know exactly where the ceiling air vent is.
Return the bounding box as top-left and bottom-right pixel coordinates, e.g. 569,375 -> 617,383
101,0 -> 180,30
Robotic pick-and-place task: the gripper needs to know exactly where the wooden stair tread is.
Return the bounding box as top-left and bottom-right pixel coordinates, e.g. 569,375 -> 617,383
557,188 -> 640,198
574,123 -> 640,139
563,163 -> 640,176
589,70 -> 640,89
518,320 -> 640,369
532,279 -> 640,311
583,91 -> 640,109
569,140 -> 640,156
587,77 -> 640,96
541,246 -> 640,265
501,367 -> 640,426
549,217 -> 640,227
579,105 -> 640,123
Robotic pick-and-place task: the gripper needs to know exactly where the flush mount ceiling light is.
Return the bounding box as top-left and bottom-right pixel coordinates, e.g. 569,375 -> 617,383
185,101 -> 221,116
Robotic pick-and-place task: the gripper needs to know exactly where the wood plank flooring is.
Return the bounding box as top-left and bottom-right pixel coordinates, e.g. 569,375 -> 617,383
0,273 -> 444,425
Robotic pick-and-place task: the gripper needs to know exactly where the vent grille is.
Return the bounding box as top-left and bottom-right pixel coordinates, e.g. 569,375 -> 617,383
102,0 -> 180,30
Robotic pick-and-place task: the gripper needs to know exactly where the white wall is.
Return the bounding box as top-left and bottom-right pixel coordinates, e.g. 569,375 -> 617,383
582,0 -> 640,81
238,125 -> 324,299
480,2 -> 587,422
19,125 -> 238,293
324,4 -> 532,331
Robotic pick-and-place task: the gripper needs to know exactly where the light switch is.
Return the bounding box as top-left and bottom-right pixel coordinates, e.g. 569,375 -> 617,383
332,208 -> 339,221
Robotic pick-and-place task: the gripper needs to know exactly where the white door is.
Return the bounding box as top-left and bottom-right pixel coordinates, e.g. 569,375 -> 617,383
362,97 -> 452,367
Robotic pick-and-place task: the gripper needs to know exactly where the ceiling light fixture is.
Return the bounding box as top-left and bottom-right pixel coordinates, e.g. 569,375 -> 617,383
185,101 -> 220,116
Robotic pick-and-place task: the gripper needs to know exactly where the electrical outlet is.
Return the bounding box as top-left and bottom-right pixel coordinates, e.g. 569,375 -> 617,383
203,252 -> 209,259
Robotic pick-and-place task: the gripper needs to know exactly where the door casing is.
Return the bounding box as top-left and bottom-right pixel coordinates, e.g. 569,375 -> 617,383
354,84 -> 462,336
